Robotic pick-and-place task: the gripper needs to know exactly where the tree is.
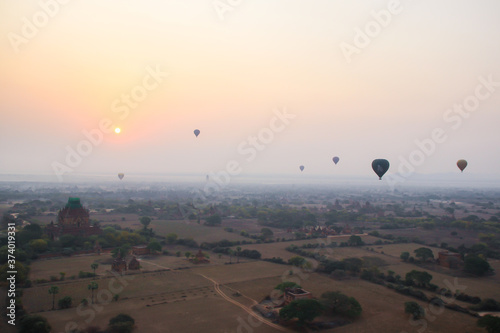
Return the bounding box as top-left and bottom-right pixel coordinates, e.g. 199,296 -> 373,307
275,282 -> 301,292
108,313 -> 135,333
112,245 -> 131,259
400,251 -> 410,262
88,282 -> 98,304
348,235 -> 364,246
59,272 -> 66,281
205,214 -> 222,226
414,247 -> 434,262
139,216 -> 151,230
405,301 -> 425,319
90,263 -> 98,279
261,227 -> 274,238
19,315 -> 51,333
147,241 -> 162,254
48,286 -> 59,310
288,256 -> 306,267
236,246 -> 241,263
321,291 -> 362,318
184,251 -> 192,259
477,315 -> 500,333
405,270 -> 433,287
30,239 -> 48,253
58,296 -> 72,309
279,299 -> 323,326
464,255 -> 492,276
166,233 -> 178,244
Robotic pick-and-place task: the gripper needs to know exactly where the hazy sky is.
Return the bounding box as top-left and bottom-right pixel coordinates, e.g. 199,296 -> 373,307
1,0 -> 500,183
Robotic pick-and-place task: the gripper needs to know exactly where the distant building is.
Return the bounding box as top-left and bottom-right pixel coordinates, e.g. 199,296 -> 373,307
128,256 -> 140,270
111,255 -> 127,273
437,251 -> 463,269
189,250 -> 210,264
131,245 -> 150,256
283,287 -> 312,305
46,198 -> 102,239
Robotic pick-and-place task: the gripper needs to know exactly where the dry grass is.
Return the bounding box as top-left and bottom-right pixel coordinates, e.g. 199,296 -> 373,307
25,260 -> 488,333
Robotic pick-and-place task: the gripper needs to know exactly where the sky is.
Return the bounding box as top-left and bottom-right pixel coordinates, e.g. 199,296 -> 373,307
1,0 -> 500,184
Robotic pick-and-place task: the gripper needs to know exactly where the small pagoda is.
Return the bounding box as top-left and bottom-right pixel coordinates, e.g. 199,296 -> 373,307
128,256 -> 140,270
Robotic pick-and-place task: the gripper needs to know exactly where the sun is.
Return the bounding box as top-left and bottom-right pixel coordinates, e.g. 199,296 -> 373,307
114,127 -> 121,134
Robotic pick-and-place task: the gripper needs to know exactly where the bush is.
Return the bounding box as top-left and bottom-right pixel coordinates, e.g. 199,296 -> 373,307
471,299 -> 500,312
108,313 -> 135,333
19,315 -> 51,333
58,296 -> 72,309
405,301 -> 425,319
321,291 -> 362,318
477,315 -> 500,333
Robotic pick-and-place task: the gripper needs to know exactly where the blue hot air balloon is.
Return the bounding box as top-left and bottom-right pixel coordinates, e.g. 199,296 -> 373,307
372,159 -> 390,180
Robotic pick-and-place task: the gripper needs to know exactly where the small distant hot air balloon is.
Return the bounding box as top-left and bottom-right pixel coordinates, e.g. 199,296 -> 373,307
194,129 -> 200,137
299,165 -> 304,172
118,173 -> 124,180
332,156 -> 340,165
457,159 -> 467,172
372,159 -> 390,180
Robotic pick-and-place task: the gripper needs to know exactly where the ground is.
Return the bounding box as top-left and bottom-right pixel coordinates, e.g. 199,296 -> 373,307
24,255 -> 491,333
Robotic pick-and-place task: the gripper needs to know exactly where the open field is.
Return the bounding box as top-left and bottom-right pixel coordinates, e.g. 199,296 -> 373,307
25,255 -> 492,333
29,254 -> 117,281
24,262 -> 483,333
151,219 -> 249,243
378,227 -> 481,248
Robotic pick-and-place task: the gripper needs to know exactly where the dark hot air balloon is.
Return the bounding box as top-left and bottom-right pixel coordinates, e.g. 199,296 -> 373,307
332,156 -> 340,165
194,129 -> 200,137
372,159 -> 389,180
118,173 -> 124,180
299,165 -> 304,172
457,159 -> 467,172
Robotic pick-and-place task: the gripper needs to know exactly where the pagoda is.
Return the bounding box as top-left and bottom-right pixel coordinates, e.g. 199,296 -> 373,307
46,198 -> 102,239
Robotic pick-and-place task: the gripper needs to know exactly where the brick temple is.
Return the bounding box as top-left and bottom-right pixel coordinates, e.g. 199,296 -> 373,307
46,197 -> 102,239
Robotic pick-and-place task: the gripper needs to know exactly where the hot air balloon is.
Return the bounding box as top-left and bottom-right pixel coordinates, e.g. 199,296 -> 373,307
299,165 -> 304,172
372,159 -> 389,180
118,173 -> 124,180
332,156 -> 340,165
457,159 -> 467,172
194,129 -> 200,137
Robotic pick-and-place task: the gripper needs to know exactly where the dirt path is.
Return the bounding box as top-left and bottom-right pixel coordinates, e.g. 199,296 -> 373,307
138,259 -> 171,270
197,273 -> 290,332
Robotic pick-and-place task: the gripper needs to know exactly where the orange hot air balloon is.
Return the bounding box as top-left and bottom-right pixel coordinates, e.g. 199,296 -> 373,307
457,159 -> 467,172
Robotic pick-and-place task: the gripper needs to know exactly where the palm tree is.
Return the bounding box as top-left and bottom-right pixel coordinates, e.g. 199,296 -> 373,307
90,263 -> 98,279
236,247 -> 242,263
88,282 -> 98,304
228,249 -> 234,264
48,286 -> 59,310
